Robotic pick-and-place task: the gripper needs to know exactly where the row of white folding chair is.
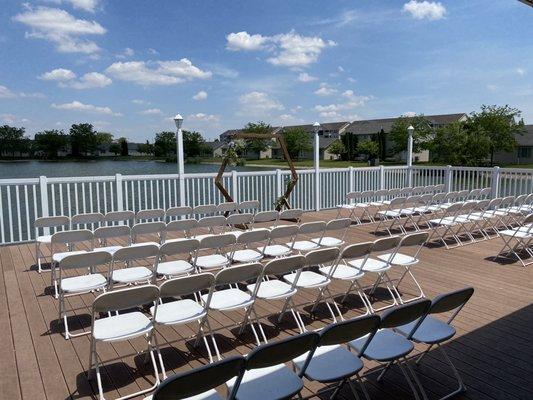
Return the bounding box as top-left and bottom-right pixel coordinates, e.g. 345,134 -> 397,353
144,287 -> 473,400
496,213 -> 533,267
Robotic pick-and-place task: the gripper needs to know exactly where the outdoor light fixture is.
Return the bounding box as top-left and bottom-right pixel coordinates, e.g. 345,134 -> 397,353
174,114 -> 183,129
313,121 -> 320,133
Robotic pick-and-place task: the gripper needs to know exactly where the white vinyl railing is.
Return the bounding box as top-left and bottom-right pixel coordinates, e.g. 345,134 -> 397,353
1,165 -> 532,245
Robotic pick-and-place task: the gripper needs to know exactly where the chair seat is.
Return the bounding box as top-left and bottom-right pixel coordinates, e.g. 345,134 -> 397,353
500,229 -> 532,238
36,235 -> 52,243
348,257 -> 390,272
396,316 -> 456,344
227,363 -> 303,400
94,245 -> 122,255
293,344 -> 363,383
248,279 -> 296,299
112,266 -> 152,283
60,273 -> 107,293
196,254 -> 230,270
230,249 -> 263,263
349,329 -> 414,362
158,259 -> 194,276
52,250 -> 87,263
262,244 -> 292,257
320,264 -> 364,280
337,204 -> 356,210
284,271 -> 329,288
428,218 -> 457,226
377,253 -> 418,266
151,299 -> 206,325
202,288 -> 253,311
291,240 -> 320,252
369,201 -> 385,206
93,312 -> 153,342
312,236 -> 343,247
378,210 -> 402,217
130,241 -> 160,247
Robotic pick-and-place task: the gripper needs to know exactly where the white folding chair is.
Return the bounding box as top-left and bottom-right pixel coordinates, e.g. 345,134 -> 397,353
395,287 -> 474,400
194,215 -> 227,239
131,221 -> 166,245
136,208 -> 165,223
217,201 -> 238,215
165,206 -> 192,222
194,233 -> 235,271
238,200 -> 260,213
58,251 -> 111,339
227,332 -> 319,400
375,197 -> 407,235
496,213 -> 533,267
193,204 -> 217,218
50,229 -> 94,298
292,315 -> 380,400
312,218 -> 351,248
427,202 -> 465,249
349,299 -> 432,400
34,215 -> 70,273
93,225 -> 131,255
354,190 -> 376,223
336,191 -> 362,223
291,221 -> 326,254
262,225 -> 297,258
202,263 -> 266,358
276,208 -> 304,227
152,273 -> 217,376
104,210 -> 135,226
248,255 -> 307,333
251,210 -> 279,229
229,229 -> 270,264
156,239 -> 198,279
71,212 -> 105,231
226,213 -> 254,238
110,244 -> 159,288
88,285 -> 161,400
164,218 -> 198,241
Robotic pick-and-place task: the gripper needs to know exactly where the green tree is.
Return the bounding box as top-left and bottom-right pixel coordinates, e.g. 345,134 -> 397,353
95,132 -> 113,154
358,139 -> 380,162
69,123 -> 98,156
118,137 -> 129,156
243,122 -> 271,158
466,105 -> 524,165
341,132 -> 359,161
109,142 -> 121,155
33,129 -> 69,159
183,130 -> 208,157
0,125 -> 29,158
154,131 -> 176,157
137,140 -> 154,156
389,115 -> 433,155
327,139 -> 345,159
282,127 -> 311,160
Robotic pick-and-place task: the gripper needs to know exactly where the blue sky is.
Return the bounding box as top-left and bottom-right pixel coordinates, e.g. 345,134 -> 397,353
0,0 -> 532,141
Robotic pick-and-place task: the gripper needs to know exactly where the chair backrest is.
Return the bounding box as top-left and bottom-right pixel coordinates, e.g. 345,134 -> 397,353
431,193 -> 446,203
269,225 -> 298,240
514,194 -> 527,206
236,229 -> 270,245
444,202 -> 464,214
253,210 -> 279,224
197,215 -> 227,230
399,232 -> 429,248
159,272 -> 215,298
159,238 -> 199,257
479,187 -> 491,198
412,186 -> 425,195
245,331 -> 319,370
51,229 -> 93,246
387,188 -> 400,197
399,187 -> 413,196
501,196 -> 515,207
166,219 -> 198,237
165,206 -> 193,220
92,285 -> 159,313
341,242 -> 373,259
152,356 -> 245,400
380,298 -> 431,329
279,208 -> 303,221
35,215 -> 70,230
305,247 -> 339,266
372,235 -> 401,252
136,208 -> 165,222
238,200 -> 260,212
71,212 -> 104,228
112,243 -> 159,262
429,286 -> 474,315
297,221 -> 326,235
193,204 -> 217,216
325,218 -> 351,232
434,184 -> 445,192
59,250 -> 112,271
214,262 -> 263,286
227,213 -> 254,227
94,225 -> 131,243
487,197 -> 503,209
389,196 -> 406,207
217,202 -> 238,214
264,255 -> 306,275
523,213 -> 533,225
104,210 -> 135,225
468,188 -> 481,199
132,221 -> 166,240
457,190 -> 469,200
198,233 -> 236,250
374,189 -> 388,198
319,314 -> 380,348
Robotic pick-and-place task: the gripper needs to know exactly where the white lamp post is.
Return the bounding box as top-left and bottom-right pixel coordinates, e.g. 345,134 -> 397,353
313,121 -> 320,211
174,114 -> 185,206
407,125 -> 414,187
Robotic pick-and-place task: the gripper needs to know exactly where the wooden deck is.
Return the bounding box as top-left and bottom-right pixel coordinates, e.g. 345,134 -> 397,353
0,209 -> 532,400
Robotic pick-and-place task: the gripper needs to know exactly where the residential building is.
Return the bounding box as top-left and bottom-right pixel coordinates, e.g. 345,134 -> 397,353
494,124 -> 533,164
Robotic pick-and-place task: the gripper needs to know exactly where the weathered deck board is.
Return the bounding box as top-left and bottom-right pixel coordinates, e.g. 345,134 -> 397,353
1,210 -> 532,400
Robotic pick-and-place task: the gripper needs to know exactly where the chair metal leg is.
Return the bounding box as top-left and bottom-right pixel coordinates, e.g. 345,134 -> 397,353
404,356 -> 428,400
435,345 -> 467,400
347,378 -> 362,400
397,359 -> 421,400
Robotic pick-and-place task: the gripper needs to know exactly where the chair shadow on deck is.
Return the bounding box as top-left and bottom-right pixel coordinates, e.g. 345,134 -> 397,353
47,314 -> 92,336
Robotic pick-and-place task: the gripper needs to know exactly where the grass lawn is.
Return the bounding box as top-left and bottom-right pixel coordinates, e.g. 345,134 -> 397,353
200,158 -> 406,168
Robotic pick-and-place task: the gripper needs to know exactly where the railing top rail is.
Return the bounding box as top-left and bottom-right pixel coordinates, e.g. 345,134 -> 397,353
0,178 -> 40,186
47,175 -> 115,183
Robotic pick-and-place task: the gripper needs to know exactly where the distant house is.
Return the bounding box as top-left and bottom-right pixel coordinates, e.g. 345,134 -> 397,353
494,124 -> 533,165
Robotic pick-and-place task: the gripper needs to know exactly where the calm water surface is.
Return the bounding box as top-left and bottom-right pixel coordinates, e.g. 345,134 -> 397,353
0,160 -> 264,179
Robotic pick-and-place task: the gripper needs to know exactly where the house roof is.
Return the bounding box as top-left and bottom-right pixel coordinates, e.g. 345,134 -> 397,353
515,125 -> 533,146
280,121 -> 350,134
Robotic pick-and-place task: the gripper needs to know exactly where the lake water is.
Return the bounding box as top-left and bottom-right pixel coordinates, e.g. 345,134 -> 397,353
0,160 -> 265,179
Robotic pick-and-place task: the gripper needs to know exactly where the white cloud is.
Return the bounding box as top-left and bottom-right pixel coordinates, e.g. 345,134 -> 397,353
148,48 -> 159,55
315,83 -> 338,96
140,108 -> 163,115
0,85 -> 16,98
132,99 -> 149,105
277,114 -> 304,124
298,72 -> 318,82
40,68 -> 76,81
193,90 -> 208,101
49,0 -> 100,13
486,84 -> 497,92
225,30 -> 335,67
402,111 -> 417,117
188,113 -> 219,122
13,6 -> 105,54
516,68 -> 526,76
226,31 -> 269,51
314,90 -> 371,118
0,84 -> 44,99
403,1 -> 446,20
238,91 -> 284,115
51,100 -> 121,116
106,59 -> 211,86
116,47 -> 134,59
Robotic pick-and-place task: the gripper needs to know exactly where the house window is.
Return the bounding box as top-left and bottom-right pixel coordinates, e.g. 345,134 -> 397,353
518,147 -> 532,159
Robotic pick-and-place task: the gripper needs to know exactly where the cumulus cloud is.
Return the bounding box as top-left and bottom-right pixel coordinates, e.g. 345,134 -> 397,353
0,84 -> 44,99
49,0 -> 100,13
13,6 -> 106,53
225,30 -> 335,67
314,89 -> 371,119
40,68 -> 76,81
105,59 -> 211,86
403,1 -> 446,20
238,91 -> 284,115
139,108 -> 163,115
0,85 -> 16,98
193,90 -> 208,101
188,113 -> 219,122
51,100 -> 121,116
116,47 -> 134,59
516,68 -> 526,76
314,83 -> 338,96
132,99 -> 149,105
402,111 -> 417,117
39,68 -> 111,89
298,72 -> 318,82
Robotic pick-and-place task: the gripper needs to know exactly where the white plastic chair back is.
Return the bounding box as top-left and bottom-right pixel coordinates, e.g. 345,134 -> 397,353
279,208 -> 303,221
193,204 -> 217,217
227,213 -> 254,227
104,210 -> 135,226
132,221 -> 166,243
217,202 -> 238,214
71,212 -> 104,230
198,233 -> 236,251
305,247 -> 339,267
136,208 -> 165,222
239,200 -> 260,212
253,210 -> 279,224
197,216 -> 227,235
165,206 -> 192,221
92,285 -> 159,314
166,219 -> 198,239
159,238 -> 199,257
51,229 -> 93,250
113,244 -> 159,262
35,215 -> 70,237
159,273 -> 215,299
94,225 -> 131,246
213,263 -> 263,287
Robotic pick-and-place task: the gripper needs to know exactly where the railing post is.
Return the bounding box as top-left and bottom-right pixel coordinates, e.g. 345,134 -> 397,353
491,166 -> 500,198
39,175 -> 49,234
231,170 -> 238,202
444,165 -> 453,192
115,174 -> 123,211
315,167 -> 320,211
178,175 -> 186,206
276,169 -> 283,199
379,165 -> 385,190
349,166 -> 354,192
407,165 -> 413,188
